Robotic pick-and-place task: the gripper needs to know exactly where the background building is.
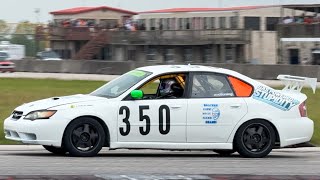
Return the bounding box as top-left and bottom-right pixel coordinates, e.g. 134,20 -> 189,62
40,4 -> 318,64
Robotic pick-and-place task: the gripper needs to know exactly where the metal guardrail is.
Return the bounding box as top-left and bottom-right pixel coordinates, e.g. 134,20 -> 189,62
48,27 -> 250,44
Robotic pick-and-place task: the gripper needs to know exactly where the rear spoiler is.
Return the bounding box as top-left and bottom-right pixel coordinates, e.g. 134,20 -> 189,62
277,75 -> 317,93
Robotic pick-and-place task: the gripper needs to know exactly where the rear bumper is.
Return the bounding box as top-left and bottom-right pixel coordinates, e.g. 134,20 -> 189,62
277,117 -> 314,147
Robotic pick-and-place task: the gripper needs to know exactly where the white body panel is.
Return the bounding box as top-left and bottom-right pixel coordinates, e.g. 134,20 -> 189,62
3,65 -> 315,152
187,98 -> 247,143
118,99 -> 187,142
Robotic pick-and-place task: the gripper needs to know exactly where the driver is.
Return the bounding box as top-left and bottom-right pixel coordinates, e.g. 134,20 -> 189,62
158,79 -> 183,98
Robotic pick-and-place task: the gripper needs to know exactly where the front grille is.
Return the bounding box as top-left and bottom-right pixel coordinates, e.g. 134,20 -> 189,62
12,111 -> 23,120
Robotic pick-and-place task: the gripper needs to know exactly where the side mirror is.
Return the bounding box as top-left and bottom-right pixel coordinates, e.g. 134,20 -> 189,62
130,90 -> 143,99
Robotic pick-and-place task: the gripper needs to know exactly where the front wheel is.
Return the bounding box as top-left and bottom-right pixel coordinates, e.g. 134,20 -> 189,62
234,120 -> 275,158
43,145 -> 67,155
63,117 -> 105,157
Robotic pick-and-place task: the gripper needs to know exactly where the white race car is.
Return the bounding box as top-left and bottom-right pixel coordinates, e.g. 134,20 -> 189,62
3,65 -> 316,158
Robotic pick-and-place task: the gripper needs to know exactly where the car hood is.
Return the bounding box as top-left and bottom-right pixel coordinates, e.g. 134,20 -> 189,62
15,94 -> 106,114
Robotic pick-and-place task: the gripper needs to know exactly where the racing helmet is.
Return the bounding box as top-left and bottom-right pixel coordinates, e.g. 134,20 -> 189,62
159,79 -> 177,97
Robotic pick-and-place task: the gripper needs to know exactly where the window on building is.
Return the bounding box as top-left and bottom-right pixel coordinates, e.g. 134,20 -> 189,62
203,17 -> 210,29
244,17 -> 260,30
219,17 -> 226,29
266,17 -> 279,31
203,46 -> 212,62
161,18 -> 169,30
128,50 -> 136,61
190,73 -> 234,98
164,48 -> 175,62
135,19 -> 146,30
149,19 -> 156,30
211,17 -> 216,29
146,47 -> 157,61
185,18 -> 191,29
184,47 -> 193,62
104,46 -> 112,60
225,44 -> 234,63
169,18 -> 176,30
230,16 -> 238,29
178,18 -> 183,30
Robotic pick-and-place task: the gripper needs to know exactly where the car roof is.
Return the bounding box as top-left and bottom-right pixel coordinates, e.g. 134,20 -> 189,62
137,65 -> 258,85
137,65 -> 235,75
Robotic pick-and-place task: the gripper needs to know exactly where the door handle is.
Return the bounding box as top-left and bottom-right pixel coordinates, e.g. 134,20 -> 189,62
170,105 -> 182,109
230,104 -> 241,108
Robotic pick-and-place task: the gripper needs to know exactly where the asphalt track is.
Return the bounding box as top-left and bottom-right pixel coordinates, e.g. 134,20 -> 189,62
0,146 -> 319,179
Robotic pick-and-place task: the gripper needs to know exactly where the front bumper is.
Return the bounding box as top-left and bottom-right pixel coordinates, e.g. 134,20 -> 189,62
4,115 -> 67,147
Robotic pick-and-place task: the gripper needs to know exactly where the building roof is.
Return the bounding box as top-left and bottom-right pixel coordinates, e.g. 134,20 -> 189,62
50,6 -> 138,15
140,5 -> 275,14
282,4 -> 320,12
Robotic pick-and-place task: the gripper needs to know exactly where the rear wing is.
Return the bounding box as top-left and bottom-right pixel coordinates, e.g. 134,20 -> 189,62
277,75 -> 317,93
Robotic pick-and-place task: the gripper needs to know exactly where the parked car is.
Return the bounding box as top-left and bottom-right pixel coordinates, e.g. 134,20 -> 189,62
0,51 -> 15,72
36,51 -> 62,61
3,65 -> 316,157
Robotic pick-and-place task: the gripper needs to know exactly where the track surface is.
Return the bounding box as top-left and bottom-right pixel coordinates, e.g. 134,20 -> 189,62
0,146 -> 319,178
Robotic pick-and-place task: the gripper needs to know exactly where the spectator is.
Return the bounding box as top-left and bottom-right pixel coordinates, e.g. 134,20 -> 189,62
283,16 -> 294,24
304,16 -> 313,24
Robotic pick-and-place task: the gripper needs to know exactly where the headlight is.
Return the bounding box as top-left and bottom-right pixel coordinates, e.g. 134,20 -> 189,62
24,110 -> 57,120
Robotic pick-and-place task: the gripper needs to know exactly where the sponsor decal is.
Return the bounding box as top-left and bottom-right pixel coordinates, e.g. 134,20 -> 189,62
252,86 -> 299,111
202,104 -> 220,124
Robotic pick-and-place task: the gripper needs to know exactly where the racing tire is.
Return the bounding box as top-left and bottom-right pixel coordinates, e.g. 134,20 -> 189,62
43,145 -> 67,155
213,150 -> 236,156
63,117 -> 105,157
234,120 -> 275,158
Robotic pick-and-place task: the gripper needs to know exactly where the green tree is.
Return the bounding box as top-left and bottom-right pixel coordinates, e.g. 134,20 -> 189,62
11,35 -> 36,57
0,20 -> 7,32
14,21 -> 36,35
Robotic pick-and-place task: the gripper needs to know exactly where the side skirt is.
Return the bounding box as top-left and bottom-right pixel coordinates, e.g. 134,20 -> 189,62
110,142 -> 233,150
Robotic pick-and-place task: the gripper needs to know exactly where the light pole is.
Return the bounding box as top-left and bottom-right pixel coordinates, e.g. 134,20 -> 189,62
34,8 -> 40,24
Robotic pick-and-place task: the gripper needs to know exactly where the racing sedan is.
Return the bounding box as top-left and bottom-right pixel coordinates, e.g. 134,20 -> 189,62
3,65 -> 316,158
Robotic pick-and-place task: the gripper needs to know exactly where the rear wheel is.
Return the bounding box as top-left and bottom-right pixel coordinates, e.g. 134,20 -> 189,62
43,145 -> 67,155
213,149 -> 236,156
234,120 -> 275,158
63,117 -> 105,157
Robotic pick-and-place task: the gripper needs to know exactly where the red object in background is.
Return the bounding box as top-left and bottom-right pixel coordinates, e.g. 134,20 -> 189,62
0,61 -> 15,73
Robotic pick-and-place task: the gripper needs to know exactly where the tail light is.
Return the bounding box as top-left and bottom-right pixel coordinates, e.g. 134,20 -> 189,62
299,101 -> 307,117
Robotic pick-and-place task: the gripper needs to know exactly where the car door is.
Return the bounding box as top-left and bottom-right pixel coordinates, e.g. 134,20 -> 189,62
117,73 -> 188,143
186,72 -> 249,143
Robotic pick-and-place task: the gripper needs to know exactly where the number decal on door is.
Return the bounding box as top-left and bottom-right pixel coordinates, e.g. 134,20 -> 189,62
139,105 -> 151,135
119,106 -> 130,136
119,105 -> 171,136
159,105 -> 170,135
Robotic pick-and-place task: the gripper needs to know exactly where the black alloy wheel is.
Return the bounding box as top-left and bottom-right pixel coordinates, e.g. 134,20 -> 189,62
234,120 -> 275,158
43,145 -> 67,155
63,117 -> 105,157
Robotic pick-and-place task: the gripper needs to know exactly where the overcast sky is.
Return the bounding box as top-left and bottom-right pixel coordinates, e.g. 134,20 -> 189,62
0,0 -> 318,23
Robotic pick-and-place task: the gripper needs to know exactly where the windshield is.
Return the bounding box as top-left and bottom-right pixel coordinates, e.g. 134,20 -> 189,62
41,51 -> 60,58
90,70 -> 152,98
